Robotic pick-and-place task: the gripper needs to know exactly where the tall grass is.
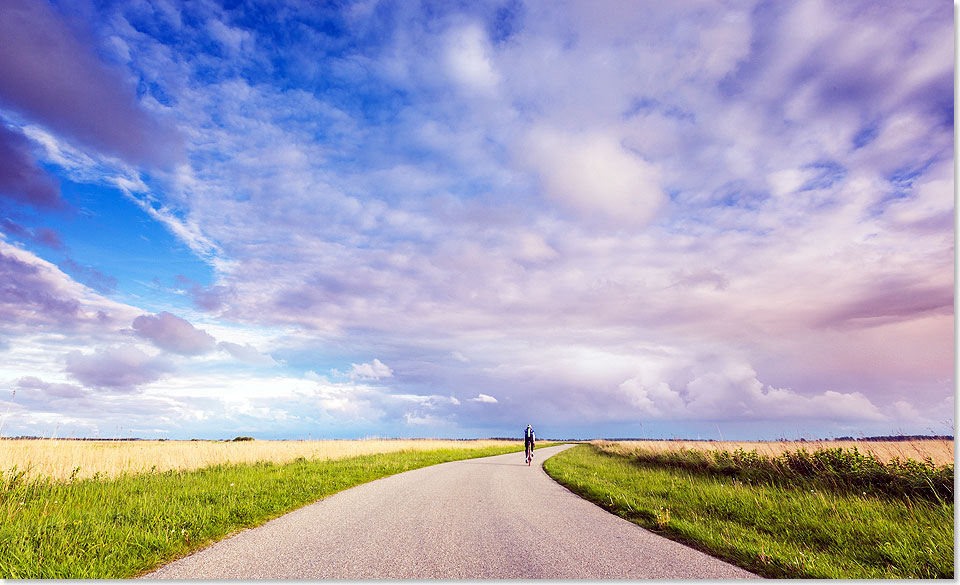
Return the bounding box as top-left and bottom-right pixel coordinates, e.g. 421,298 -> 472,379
604,438 -> 954,466
544,444 -> 953,579
0,438 -> 515,480
0,443 -> 532,578
595,442 -> 952,501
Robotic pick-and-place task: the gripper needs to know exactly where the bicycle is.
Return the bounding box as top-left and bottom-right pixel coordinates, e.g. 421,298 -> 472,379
523,424 -> 536,466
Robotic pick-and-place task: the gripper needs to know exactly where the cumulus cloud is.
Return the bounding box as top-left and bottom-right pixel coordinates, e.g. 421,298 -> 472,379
619,380 -> 686,419
403,412 -> 450,427
313,383 -> 376,419
470,394 -> 498,404
520,126 -> 665,226
681,364 -> 885,422
4,373 -> 199,438
131,312 -> 217,356
347,359 -> 393,380
175,275 -> 233,312
445,24 -> 500,94
142,0 -> 949,438
0,123 -> 63,209
4,1 -> 951,439
221,370 -> 465,432
65,345 -> 173,391
17,376 -> 86,399
0,0 -> 181,167
4,376 -> 92,420
605,351 -> 889,424
0,239 -> 133,334
0,246 -> 79,324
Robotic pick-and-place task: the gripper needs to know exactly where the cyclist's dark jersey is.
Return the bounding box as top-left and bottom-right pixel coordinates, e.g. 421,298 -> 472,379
524,427 -> 535,446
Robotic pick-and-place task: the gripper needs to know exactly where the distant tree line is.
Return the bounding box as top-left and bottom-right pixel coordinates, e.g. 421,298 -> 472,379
596,434 -> 954,442
832,434 -> 953,442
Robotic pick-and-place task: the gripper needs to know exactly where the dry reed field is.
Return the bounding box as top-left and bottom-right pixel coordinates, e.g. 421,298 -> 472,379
0,438 -> 515,481
598,439 -> 955,466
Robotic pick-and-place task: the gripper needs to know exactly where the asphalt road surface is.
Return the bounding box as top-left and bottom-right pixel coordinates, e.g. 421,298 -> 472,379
143,444 -> 758,579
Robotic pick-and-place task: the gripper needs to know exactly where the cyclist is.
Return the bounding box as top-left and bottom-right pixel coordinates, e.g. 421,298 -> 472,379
524,424 -> 536,465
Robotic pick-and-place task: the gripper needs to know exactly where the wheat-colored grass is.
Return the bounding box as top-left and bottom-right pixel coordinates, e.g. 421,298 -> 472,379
0,438 -> 516,481
596,439 -> 955,466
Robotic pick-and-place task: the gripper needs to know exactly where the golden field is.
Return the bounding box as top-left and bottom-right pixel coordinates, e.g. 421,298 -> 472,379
0,438 -> 517,481
596,439 -> 955,466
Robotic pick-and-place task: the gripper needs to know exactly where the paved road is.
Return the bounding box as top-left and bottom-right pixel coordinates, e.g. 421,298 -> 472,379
143,445 -> 758,579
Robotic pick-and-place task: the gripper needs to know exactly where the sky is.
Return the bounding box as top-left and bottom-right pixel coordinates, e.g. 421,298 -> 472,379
0,0 -> 954,441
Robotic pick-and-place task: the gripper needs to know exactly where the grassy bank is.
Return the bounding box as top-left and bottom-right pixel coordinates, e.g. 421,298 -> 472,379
604,438 -> 954,466
603,442 -> 952,501
0,443 -> 536,578
543,444 -> 953,579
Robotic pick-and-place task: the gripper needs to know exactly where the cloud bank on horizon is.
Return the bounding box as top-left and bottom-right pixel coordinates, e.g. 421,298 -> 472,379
0,0 -> 953,440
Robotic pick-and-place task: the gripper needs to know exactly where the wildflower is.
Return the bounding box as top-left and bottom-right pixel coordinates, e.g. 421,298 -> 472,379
230,482 -> 235,486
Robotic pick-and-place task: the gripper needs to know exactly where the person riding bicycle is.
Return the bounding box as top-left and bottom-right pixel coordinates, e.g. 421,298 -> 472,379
524,424 -> 536,465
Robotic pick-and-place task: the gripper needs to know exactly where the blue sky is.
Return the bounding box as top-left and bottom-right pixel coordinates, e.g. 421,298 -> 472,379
0,0 -> 954,440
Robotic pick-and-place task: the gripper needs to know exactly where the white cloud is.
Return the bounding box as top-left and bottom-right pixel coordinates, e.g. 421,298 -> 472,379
65,345 -> 173,391
3,1 -> 950,439
513,231 -> 559,265
617,359 -> 887,423
207,19 -> 253,54
444,24 -> 500,94
20,125 -> 100,177
0,238 -> 140,334
619,379 -> 686,419
17,376 -> 86,399
347,358 -> 393,380
217,341 -> 277,366
520,126 -> 665,226
470,393 -> 498,404
131,311 -> 217,356
403,411 -> 454,427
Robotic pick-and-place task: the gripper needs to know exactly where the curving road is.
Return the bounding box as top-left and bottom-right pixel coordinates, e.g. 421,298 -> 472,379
143,445 -> 758,579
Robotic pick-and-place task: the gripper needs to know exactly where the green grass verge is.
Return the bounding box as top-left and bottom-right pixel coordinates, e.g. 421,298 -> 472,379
543,444 -> 953,579
1,443 -> 544,578
622,444 -> 952,501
